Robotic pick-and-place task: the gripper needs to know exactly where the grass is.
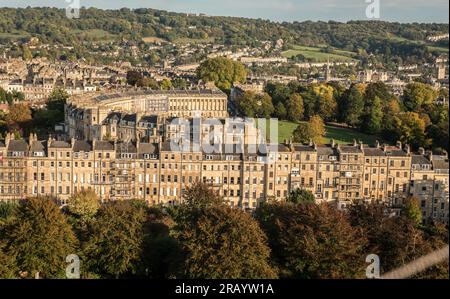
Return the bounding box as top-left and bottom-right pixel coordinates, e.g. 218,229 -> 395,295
0,31 -> 29,40
268,120 -> 380,145
281,45 -> 358,62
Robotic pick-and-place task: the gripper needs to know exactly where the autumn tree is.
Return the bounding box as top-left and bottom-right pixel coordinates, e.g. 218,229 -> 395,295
308,115 -> 326,143
292,122 -> 311,144
6,103 -> 32,133
403,82 -> 437,112
67,190 -> 100,226
312,84 -> 337,121
2,197 -> 77,278
286,93 -> 304,122
256,202 -> 367,278
174,183 -> 277,279
392,112 -> 430,149
83,200 -> 149,278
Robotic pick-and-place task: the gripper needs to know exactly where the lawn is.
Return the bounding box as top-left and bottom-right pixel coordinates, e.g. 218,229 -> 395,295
267,120 -> 380,145
281,45 -> 358,62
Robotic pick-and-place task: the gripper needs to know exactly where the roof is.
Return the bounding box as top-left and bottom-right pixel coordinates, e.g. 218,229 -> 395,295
432,156 -> 449,170
363,148 -> 386,157
7,140 -> 28,152
116,142 -> 137,154
411,155 -> 431,165
94,141 -> 115,151
138,143 -> 159,155
30,141 -> 46,152
91,89 -> 226,103
293,144 -> 316,152
338,145 -> 362,154
73,140 -> 92,152
49,140 -> 71,148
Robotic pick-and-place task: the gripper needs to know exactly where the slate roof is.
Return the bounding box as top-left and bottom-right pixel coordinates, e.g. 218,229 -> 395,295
7,140 -> 28,152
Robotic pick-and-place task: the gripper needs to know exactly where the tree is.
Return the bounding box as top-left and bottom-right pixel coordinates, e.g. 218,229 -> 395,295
292,122 -> 311,143
83,200 -> 149,278
286,93 -> 304,122
22,45 -> 32,61
236,91 -> 258,117
402,197 -> 423,226
308,115 -> 326,144
6,103 -> 32,132
47,88 -> 69,112
172,78 -> 188,89
392,112 -> 430,149
0,242 -> 16,279
197,57 -> 247,91
286,189 -> 315,204
312,84 -> 337,121
403,82 -> 437,112
257,92 -> 275,118
341,84 -> 365,127
2,197 -> 77,278
160,79 -> 172,90
256,202 -> 367,278
126,70 -> 143,86
362,96 -> 384,135
175,204 -> 277,279
183,181 -> 223,209
275,102 -> 287,119
67,190 -> 100,226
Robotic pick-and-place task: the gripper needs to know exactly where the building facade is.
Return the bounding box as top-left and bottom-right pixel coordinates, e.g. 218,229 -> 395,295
1,133 -> 448,221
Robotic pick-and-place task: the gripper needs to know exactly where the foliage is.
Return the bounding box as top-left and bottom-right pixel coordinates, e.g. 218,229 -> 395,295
286,189 -> 315,204
2,197 -> 77,278
175,203 -> 277,279
197,57 -> 247,90
83,200 -> 149,278
286,93 -> 304,122
256,202 -> 367,278
402,197 -> 423,226
403,82 -> 438,112
67,190 -> 100,226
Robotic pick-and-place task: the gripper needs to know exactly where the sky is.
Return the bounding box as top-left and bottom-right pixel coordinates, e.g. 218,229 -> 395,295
0,0 -> 448,23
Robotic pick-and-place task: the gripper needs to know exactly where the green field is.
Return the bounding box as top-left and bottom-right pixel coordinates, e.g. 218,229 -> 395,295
271,120 -> 380,145
281,45 -> 358,62
0,31 -> 29,40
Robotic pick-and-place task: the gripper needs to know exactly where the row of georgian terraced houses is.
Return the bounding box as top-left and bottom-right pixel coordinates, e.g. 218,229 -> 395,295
0,134 -> 448,224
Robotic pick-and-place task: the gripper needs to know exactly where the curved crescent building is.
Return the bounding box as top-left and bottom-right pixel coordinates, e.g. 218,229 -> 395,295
66,89 -> 228,140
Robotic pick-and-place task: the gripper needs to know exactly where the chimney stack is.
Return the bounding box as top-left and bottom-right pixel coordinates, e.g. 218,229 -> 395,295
375,140 -> 380,149
418,147 -> 425,155
330,139 -> 335,148
396,141 -> 402,149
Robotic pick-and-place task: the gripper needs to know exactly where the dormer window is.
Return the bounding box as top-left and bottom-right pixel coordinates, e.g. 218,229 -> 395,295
33,152 -> 44,157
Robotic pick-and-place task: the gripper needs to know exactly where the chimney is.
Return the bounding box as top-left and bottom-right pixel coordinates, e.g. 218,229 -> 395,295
418,147 -> 425,155
353,139 -> 357,147
375,140 -> 380,149
427,150 -> 433,162
443,150 -> 448,159
71,137 -> 75,147
396,141 -> 402,149
330,139 -> 335,148
309,139 -> 313,147
405,144 -> 410,154
359,141 -> 364,150
5,132 -> 11,147
313,142 -> 318,151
